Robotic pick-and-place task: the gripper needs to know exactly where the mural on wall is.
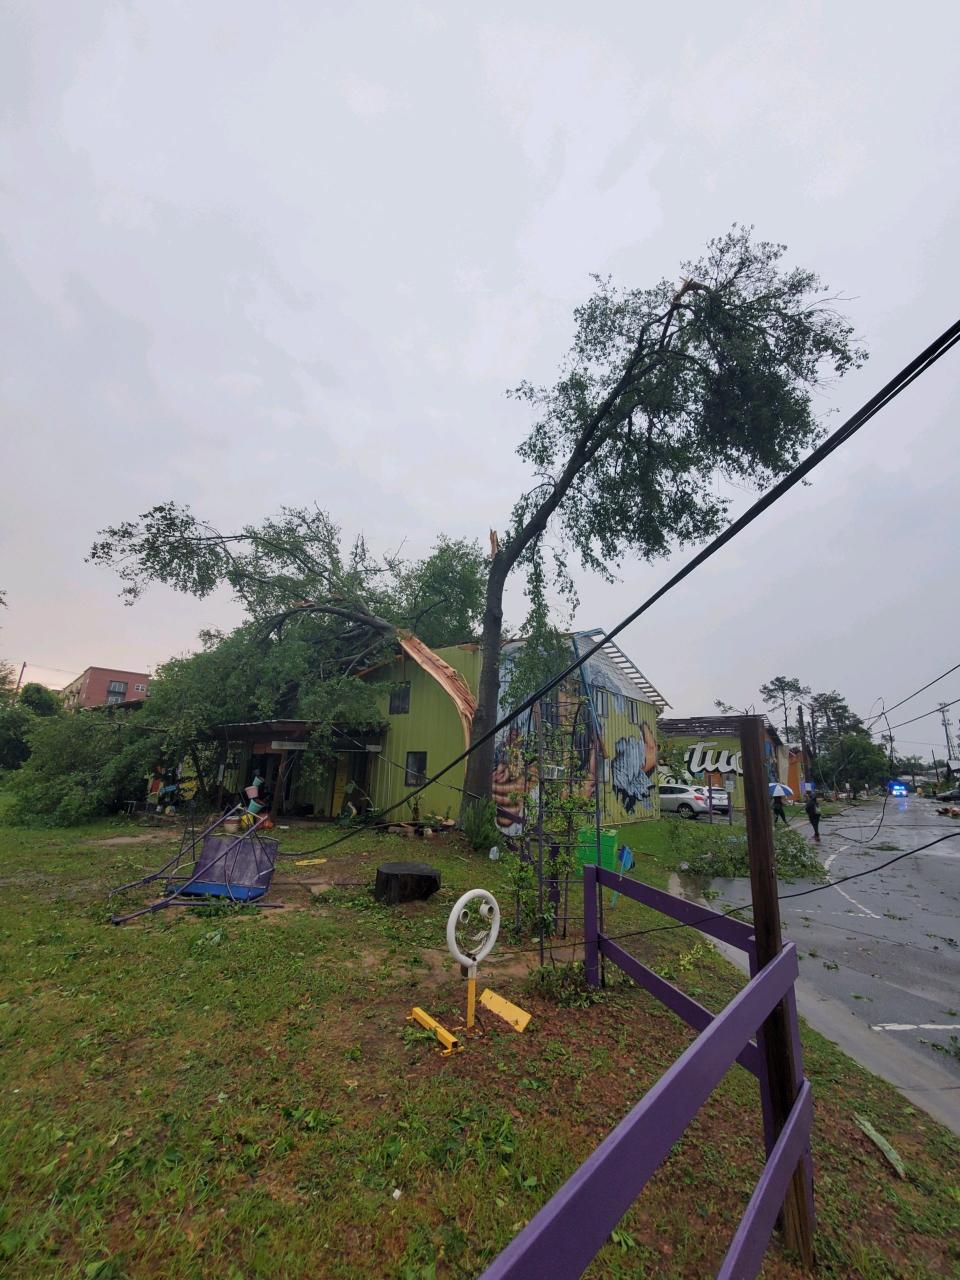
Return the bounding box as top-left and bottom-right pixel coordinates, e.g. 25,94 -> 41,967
490,646 -> 604,835
685,741 -> 743,777
612,723 -> 658,814
659,733 -> 782,805
658,739 -> 743,785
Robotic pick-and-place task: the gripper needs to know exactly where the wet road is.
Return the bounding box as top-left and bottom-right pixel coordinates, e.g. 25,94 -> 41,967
711,796 -> 960,1123
785,798 -> 960,1069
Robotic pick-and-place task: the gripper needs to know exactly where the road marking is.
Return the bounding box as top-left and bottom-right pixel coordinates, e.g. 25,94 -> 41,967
830,882 -> 881,919
871,1023 -> 960,1033
820,846 -> 881,918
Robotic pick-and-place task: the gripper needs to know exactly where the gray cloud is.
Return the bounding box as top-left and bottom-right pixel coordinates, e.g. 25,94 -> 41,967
2,1 -> 958,752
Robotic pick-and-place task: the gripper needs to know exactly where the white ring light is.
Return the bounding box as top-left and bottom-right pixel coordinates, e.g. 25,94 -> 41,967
446,889 -> 501,967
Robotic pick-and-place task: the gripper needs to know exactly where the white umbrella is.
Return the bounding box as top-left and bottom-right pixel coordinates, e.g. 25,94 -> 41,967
769,782 -> 794,798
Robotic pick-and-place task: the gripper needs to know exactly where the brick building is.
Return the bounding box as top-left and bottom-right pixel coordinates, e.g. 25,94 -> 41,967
61,667 -> 150,710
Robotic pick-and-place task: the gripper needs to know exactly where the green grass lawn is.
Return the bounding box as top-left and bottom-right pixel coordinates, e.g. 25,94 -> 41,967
1,814 -> 958,1278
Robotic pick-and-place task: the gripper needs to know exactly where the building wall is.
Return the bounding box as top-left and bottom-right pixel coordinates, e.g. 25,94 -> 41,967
367,639 -> 661,828
490,644 -> 660,834
253,637 -> 662,828
368,645 -> 482,820
592,686 -> 660,824
661,733 -> 746,807
787,749 -> 807,797
660,726 -> 786,810
62,666 -> 150,710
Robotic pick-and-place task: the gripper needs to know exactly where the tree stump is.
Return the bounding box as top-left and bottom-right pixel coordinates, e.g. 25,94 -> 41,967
374,861 -> 441,905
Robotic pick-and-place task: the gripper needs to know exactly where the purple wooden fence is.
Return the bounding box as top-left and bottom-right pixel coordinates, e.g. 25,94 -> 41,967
479,865 -> 813,1280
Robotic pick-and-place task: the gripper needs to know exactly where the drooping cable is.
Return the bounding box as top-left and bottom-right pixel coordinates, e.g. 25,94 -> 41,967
290,316 -> 960,860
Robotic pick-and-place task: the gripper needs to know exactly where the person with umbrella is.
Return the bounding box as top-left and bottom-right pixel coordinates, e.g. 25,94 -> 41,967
769,781 -> 792,826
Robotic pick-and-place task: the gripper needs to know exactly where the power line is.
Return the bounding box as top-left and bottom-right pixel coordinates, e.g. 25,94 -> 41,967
289,317 -> 960,861
600,828 -> 960,947
865,660 -> 960,726
888,693 -> 960,732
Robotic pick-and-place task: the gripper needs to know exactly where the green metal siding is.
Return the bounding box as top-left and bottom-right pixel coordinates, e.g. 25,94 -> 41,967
664,733 -> 746,809
367,645 -> 481,821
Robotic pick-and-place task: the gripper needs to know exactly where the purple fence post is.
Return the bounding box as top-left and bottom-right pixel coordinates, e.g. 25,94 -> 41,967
748,938 -> 778,1159
478,945 -> 800,1280
785,983 -> 817,1233
750,937 -> 816,1238
583,863 -> 599,987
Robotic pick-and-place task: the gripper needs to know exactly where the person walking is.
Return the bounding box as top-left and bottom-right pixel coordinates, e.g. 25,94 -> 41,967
805,791 -> 822,842
772,793 -> 788,826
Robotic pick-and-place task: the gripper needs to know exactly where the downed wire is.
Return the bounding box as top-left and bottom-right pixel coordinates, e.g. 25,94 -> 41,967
284,316 -> 960,862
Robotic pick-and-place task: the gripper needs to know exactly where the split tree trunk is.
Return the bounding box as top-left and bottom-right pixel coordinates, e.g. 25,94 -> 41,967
462,558 -> 508,811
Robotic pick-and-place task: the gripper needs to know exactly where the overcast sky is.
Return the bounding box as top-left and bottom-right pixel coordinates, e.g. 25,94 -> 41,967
2,2 -> 958,757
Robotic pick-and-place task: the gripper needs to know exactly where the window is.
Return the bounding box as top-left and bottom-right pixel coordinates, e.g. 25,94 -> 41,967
628,700 -> 640,725
105,679 -> 127,705
592,686 -> 608,717
389,682 -> 410,715
134,683 -> 146,693
405,751 -> 427,786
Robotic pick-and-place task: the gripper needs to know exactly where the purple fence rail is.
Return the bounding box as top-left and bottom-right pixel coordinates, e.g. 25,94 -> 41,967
479,865 -> 813,1280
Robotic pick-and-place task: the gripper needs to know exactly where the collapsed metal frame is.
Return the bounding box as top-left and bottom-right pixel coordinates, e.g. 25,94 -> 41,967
110,805 -> 278,924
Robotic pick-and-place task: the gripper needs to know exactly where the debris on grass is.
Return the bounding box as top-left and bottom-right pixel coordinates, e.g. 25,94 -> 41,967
854,1113 -> 906,1179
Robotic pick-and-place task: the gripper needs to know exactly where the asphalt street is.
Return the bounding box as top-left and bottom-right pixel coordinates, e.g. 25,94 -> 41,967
787,797 -> 959,1058
705,795 -> 960,1131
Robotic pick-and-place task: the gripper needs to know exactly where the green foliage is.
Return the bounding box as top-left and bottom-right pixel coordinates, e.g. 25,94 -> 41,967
88,508 -> 487,787
500,546 -> 574,714
498,846 -> 554,939
758,675 -> 809,743
0,704 -> 34,772
894,755 -> 925,782
17,682 -> 60,716
466,228 -> 865,807
461,797 -> 499,852
818,733 -> 891,794
392,536 -> 487,648
657,735 -> 690,782
669,821 -> 826,882
809,690 -> 866,751
526,962 -> 607,1008
0,657 -> 17,706
509,227 -> 865,589
6,714 -> 164,826
89,503 -> 486,650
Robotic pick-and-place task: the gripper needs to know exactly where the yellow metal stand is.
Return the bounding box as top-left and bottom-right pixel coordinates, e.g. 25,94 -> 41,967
466,975 -> 477,1029
480,988 -> 531,1033
408,1007 -> 462,1056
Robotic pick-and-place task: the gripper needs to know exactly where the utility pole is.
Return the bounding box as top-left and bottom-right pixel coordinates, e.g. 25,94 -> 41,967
740,716 -> 815,1269
939,703 -> 957,768
797,703 -> 810,791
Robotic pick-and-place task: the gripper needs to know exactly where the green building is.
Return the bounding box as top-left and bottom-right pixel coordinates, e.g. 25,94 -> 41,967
657,716 -> 788,811
215,631 -> 669,828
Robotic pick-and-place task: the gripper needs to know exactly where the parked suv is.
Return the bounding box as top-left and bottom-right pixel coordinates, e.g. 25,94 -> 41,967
659,783 -> 730,819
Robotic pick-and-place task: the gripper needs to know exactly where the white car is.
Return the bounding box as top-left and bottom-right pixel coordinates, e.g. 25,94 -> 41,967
659,783 -> 730,819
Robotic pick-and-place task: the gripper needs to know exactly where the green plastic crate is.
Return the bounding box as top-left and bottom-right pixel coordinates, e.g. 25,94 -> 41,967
573,827 -> 618,875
